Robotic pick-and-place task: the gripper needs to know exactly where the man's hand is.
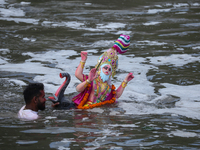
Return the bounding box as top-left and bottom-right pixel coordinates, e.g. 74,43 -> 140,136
81,51 -> 87,61
52,102 -> 59,107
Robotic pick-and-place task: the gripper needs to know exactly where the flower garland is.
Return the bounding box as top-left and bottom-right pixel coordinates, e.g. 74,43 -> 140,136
77,84 -> 116,109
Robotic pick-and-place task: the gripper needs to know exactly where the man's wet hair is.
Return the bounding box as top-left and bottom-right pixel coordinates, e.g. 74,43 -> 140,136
23,83 -> 44,104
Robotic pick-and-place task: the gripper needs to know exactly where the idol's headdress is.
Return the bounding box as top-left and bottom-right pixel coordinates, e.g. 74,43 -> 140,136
95,35 -> 130,78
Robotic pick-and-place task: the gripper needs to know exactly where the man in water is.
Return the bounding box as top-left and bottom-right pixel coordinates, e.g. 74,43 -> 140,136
18,83 -> 46,120
72,35 -> 134,109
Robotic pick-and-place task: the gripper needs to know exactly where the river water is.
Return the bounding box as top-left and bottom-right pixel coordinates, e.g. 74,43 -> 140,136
0,0 -> 200,149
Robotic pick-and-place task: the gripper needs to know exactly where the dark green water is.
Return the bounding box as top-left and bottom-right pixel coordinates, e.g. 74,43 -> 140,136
0,0 -> 200,149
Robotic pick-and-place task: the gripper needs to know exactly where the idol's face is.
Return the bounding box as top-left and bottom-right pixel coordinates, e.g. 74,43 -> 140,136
102,65 -> 112,76
99,64 -> 112,82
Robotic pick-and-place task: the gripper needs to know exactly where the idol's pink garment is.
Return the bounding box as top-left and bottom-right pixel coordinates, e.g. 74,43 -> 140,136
72,75 -> 114,106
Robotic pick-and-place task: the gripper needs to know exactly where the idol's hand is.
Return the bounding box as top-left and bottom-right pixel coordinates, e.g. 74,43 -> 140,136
81,51 -> 87,61
88,68 -> 97,81
125,73 -> 134,82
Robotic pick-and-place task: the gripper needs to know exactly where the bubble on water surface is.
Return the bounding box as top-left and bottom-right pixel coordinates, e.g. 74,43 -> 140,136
16,140 -> 38,144
168,130 -> 197,137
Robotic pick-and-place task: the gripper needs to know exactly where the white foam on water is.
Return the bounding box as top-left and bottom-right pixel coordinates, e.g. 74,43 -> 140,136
117,54 -> 200,119
0,48 -> 10,54
0,17 -> 39,24
1,39 -> 200,120
114,30 -> 132,35
0,56 -> 9,64
137,40 -> 167,46
161,83 -> 200,102
176,48 -> 184,51
94,128 -> 122,137
97,23 -> 126,29
192,46 -> 200,50
86,40 -> 114,48
0,62 -> 62,75
8,79 -> 26,86
22,37 -> 36,42
82,117 -> 89,121
41,21 -> 127,32
192,3 -> 200,6
85,3 -> 92,6
173,3 -> 189,8
108,124 -> 139,128
165,3 -> 173,7
20,2 -> 31,5
154,5 -> 162,8
16,140 -> 38,145
0,2 -> 38,24
22,50 -> 78,64
168,130 -> 197,137
147,9 -> 171,14
0,7 -> 25,17
159,83 -> 200,119
117,56 -> 157,95
181,23 -> 200,27
22,50 -> 80,94
119,102 -> 157,115
143,22 -> 161,26
0,0 -> 7,5
147,54 -> 200,66
175,12 -> 187,14
42,21 -> 84,29
87,107 -> 104,114
45,116 -> 57,119
110,147 -> 123,150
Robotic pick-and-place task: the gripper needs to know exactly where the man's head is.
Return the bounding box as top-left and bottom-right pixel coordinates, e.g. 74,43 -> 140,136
23,83 -> 46,111
99,64 -> 112,82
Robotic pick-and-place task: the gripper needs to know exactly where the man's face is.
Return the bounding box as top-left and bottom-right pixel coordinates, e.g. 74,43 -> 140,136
37,90 -> 46,111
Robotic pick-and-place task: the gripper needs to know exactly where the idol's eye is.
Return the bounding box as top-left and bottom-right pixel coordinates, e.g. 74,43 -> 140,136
103,66 -> 111,71
103,66 -> 108,70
